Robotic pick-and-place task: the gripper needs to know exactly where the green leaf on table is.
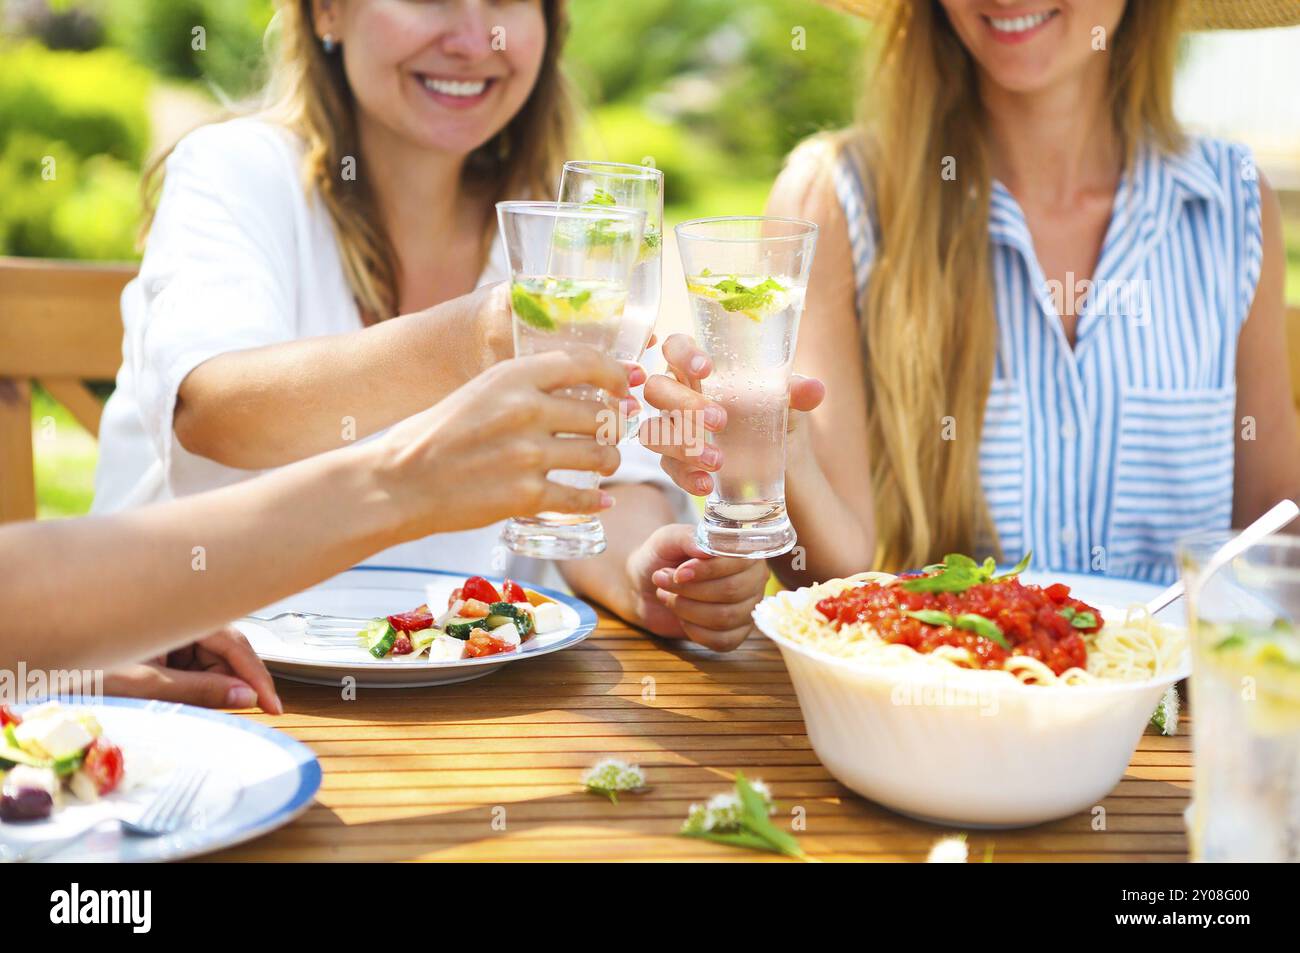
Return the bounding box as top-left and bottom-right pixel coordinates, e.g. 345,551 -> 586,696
678,772 -> 805,860
581,758 -> 646,803
735,772 -> 804,858
1149,684 -> 1180,736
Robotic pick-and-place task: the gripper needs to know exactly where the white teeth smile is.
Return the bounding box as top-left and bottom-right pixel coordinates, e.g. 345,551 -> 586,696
988,10 -> 1055,33
420,77 -> 488,97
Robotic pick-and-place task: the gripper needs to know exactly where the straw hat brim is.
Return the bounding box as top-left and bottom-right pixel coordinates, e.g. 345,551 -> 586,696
817,0 -> 1300,31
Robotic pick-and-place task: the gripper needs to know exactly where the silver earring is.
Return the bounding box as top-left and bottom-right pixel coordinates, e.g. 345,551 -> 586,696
322,33 -> 339,53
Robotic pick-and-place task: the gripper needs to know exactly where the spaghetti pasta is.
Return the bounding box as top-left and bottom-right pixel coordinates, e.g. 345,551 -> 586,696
767,571 -> 1186,687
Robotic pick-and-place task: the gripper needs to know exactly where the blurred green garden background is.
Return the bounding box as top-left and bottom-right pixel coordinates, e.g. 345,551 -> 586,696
1,0 -> 1298,519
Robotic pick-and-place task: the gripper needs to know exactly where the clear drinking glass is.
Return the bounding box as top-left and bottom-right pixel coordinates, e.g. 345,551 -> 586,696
558,161 -> 664,438
1178,533 -> 1300,861
674,216 -> 818,559
495,200 -> 646,560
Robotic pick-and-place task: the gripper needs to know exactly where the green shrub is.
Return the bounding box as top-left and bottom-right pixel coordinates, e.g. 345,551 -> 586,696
0,41 -> 151,164
104,0 -> 275,99
0,132 -> 81,257
50,154 -> 140,260
567,0 -> 869,179
0,132 -> 140,260
584,103 -> 725,212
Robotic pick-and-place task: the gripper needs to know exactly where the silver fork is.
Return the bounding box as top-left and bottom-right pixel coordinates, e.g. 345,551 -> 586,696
242,611 -> 374,647
2,766 -> 209,863
122,766 -> 209,837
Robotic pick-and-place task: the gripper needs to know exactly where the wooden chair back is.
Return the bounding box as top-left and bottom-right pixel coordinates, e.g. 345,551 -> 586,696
0,257 -> 133,523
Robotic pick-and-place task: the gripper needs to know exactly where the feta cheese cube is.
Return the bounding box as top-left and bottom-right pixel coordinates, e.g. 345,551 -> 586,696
427,636 -> 467,662
531,602 -> 566,635
489,623 -> 521,647
14,709 -> 93,759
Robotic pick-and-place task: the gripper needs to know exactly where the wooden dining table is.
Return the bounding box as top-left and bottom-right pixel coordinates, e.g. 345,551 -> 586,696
211,608 -> 1193,862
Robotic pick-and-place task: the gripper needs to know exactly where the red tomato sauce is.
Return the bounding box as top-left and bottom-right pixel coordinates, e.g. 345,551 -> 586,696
814,577 -> 1101,677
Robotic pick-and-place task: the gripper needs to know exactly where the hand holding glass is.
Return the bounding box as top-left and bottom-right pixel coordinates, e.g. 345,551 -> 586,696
674,216 -> 818,559
495,200 -> 647,559
558,161 -> 663,438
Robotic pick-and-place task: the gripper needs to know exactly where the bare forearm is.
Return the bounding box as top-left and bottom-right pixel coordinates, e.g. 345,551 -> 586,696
175,295 -> 504,469
0,444 -> 399,673
560,483 -> 677,623
772,452 -> 876,588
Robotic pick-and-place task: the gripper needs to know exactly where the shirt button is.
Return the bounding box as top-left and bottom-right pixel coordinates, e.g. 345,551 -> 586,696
1061,527 -> 1077,545
1060,421 -> 1077,440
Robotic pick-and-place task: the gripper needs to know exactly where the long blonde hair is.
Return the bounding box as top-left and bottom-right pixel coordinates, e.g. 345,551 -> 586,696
848,0 -> 1185,571
143,0 -> 575,320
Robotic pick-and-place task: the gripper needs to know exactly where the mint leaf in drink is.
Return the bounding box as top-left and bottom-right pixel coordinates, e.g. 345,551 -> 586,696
586,187 -> 618,207
511,284 -> 555,331
719,292 -> 771,317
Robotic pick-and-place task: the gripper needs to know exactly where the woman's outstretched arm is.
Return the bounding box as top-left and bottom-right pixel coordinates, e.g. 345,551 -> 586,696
3,350 -> 628,673
174,282 -> 513,469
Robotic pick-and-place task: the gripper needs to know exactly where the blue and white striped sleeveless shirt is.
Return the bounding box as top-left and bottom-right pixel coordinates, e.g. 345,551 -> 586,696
832,137 -> 1264,584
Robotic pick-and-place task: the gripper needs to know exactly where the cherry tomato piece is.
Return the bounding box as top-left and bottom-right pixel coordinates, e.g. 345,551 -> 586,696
461,576 -> 501,604
387,611 -> 434,632
82,737 -> 125,796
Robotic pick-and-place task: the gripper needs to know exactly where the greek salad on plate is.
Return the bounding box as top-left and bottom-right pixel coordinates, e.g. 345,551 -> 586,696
238,566 -> 598,687
359,575 -> 569,661
1,701 -> 125,823
0,698 -> 319,862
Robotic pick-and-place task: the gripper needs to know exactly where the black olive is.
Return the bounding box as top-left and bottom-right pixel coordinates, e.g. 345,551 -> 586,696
0,787 -> 54,822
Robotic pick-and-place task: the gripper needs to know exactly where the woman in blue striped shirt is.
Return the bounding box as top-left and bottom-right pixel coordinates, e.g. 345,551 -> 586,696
642,0 -> 1300,587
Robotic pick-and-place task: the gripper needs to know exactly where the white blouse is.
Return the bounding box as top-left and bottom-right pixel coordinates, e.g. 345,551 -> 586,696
94,117 -> 686,585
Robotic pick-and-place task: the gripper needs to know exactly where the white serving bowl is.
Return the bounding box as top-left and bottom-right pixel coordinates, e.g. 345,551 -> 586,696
753,583 -> 1189,828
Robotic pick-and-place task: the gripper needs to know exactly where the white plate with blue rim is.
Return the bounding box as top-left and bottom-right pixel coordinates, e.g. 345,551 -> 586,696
0,697 -> 320,862
237,565 -> 599,688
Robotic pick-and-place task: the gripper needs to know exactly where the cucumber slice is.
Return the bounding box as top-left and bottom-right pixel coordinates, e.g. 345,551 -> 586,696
365,620 -> 398,658
52,751 -> 85,777
487,602 -> 534,638
0,744 -> 46,769
444,618 -> 491,640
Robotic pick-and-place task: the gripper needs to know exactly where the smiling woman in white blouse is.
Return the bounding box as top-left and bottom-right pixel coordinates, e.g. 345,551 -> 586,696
94,0 -> 771,665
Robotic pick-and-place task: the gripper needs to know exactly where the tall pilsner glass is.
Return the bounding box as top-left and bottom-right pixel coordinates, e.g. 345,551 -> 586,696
496,200 -> 647,559
1178,533 -> 1300,861
558,161 -> 664,438
674,216 -> 817,559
